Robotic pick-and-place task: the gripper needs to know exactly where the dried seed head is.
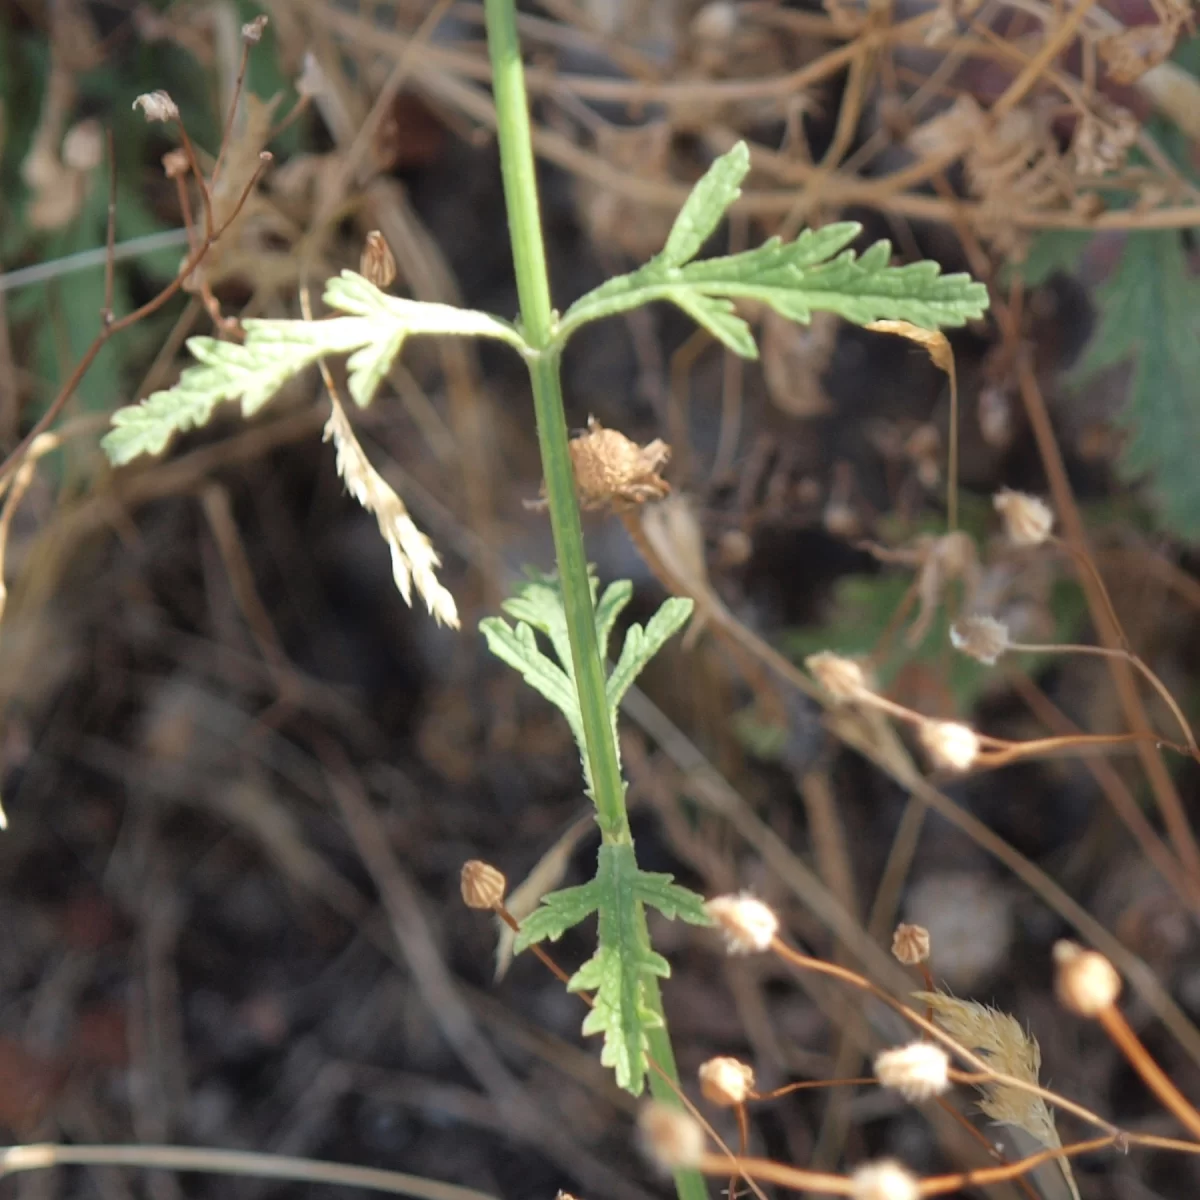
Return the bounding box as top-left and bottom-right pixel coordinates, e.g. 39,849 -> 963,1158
133,91 -> 180,123
242,15 -> 269,43
567,419 -> 670,511
460,860 -> 507,910
1054,941 -> 1121,1016
892,922 -> 931,966
874,1042 -> 951,1101
994,488 -> 1054,546
62,120 -> 104,173
162,148 -> 190,179
950,615 -> 1010,665
698,1056 -> 754,1107
918,720 -> 980,773
638,1102 -> 706,1170
806,651 -> 868,702
851,1160 -> 920,1200
690,0 -> 739,41
296,52 -> 327,98
360,231 -> 397,289
705,894 -> 778,954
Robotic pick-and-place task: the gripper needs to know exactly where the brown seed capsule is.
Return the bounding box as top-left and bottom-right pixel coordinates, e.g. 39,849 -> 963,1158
360,231 -> 397,289
891,922 -> 931,966
699,1056 -> 754,1106
1054,941 -> 1121,1016
566,419 -> 670,511
460,860 -> 506,910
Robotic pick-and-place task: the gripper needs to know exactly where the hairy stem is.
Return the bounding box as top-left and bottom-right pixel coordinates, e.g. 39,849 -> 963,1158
483,3 -> 705,1196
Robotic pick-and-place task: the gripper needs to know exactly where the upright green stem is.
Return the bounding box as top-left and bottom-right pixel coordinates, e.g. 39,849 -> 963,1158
484,0 -> 628,842
484,4 -> 706,1196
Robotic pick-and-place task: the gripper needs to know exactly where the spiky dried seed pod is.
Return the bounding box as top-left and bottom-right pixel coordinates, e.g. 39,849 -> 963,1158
705,894 -> 779,954
994,488 -> 1054,546
162,148 -> 190,179
133,91 -> 180,123
806,651 -> 868,702
461,860 -> 507,910
851,1160 -> 920,1200
567,419 -> 670,510
950,615 -> 1011,665
1054,941 -> 1121,1016
699,1056 -> 754,1106
918,720 -> 980,772
891,922 -> 931,966
874,1042 -> 951,1101
360,231 -> 397,289
638,1102 -> 705,1170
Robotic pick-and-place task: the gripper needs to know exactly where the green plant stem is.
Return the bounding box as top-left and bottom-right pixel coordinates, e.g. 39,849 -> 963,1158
485,0 -> 628,843
484,5 -> 706,1197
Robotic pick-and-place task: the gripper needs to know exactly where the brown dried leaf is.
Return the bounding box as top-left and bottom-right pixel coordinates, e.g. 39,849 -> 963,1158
866,320 -> 953,374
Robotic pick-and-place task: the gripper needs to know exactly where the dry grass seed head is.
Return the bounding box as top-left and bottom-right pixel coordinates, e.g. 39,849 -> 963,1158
324,402 -> 459,628
917,990 -> 1079,1199
806,651 -> 869,702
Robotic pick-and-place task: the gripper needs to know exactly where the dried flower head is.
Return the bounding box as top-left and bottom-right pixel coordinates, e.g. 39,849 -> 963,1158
892,922 -> 931,966
806,651 -> 868,702
638,1102 -> 705,1170
360,231 -> 397,289
705,894 -> 778,954
918,720 -> 980,772
1054,941 -> 1122,1016
133,91 -> 180,123
950,615 -> 1010,665
62,120 -> 104,173
242,15 -> 269,43
162,148 -> 190,179
851,1159 -> 920,1200
296,52 -> 327,98
567,418 -> 670,511
699,1056 -> 754,1107
874,1042 -> 951,1101
461,860 -> 506,911
994,488 -> 1054,546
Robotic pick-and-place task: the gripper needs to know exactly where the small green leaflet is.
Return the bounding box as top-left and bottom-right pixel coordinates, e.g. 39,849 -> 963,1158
1072,231 -> 1200,539
558,141 -> 989,354
480,572 -> 694,794
102,272 -> 523,465
514,843 -> 711,1094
